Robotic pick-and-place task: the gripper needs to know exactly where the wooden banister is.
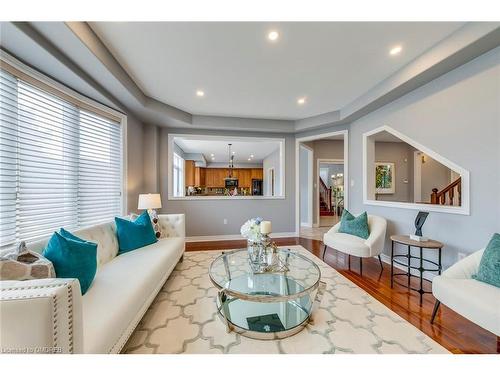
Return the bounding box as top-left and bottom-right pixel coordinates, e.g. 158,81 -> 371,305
319,177 -> 332,212
431,177 -> 461,206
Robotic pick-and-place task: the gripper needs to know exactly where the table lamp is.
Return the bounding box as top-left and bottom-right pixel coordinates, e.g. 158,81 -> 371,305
138,193 -> 162,238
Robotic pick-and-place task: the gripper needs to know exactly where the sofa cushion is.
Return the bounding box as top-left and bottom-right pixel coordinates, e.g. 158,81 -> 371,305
115,211 -> 158,254
432,275 -> 500,336
81,237 -> 184,353
473,233 -> 500,288
42,232 -> 97,295
338,210 -> 370,239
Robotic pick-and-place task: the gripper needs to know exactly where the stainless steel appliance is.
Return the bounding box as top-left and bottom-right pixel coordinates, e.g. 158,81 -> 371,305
252,179 -> 263,195
225,178 -> 239,188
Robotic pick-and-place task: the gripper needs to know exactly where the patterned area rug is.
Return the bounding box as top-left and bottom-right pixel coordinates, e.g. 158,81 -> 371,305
123,245 -> 448,354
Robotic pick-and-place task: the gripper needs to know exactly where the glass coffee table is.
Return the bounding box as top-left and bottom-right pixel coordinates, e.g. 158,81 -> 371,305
209,248 -> 325,339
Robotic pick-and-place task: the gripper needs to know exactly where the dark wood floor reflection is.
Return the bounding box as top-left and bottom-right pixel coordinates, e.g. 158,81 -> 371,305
186,237 -> 498,354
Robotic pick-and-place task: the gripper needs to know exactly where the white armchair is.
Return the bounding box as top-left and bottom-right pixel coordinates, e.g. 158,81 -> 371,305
322,214 -> 387,275
431,249 -> 500,336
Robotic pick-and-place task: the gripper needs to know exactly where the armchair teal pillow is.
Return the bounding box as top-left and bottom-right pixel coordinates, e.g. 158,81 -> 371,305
115,211 -> 157,254
338,210 -> 370,239
473,233 -> 500,288
42,230 -> 97,295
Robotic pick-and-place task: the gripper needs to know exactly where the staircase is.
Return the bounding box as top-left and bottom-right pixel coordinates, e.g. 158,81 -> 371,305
431,177 -> 461,206
319,177 -> 334,216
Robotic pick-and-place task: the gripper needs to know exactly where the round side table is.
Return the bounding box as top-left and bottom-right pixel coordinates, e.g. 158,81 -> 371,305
390,235 -> 444,305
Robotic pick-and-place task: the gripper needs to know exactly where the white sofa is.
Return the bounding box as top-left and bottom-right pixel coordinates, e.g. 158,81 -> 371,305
0,214 -> 185,354
322,214 -> 387,275
431,249 -> 500,336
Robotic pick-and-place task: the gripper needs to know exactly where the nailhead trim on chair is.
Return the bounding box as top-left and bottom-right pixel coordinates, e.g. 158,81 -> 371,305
52,294 -> 58,349
67,285 -> 74,353
1,281 -> 76,354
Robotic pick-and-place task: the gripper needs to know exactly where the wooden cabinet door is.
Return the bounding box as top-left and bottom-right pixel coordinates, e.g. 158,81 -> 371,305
216,169 -> 228,187
238,169 -> 251,188
185,160 -> 195,186
200,168 -> 206,186
205,168 -> 215,187
194,167 -> 206,186
251,168 -> 263,180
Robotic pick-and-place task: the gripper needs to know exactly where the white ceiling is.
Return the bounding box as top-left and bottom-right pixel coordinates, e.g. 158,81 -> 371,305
174,137 -> 280,163
89,22 -> 465,120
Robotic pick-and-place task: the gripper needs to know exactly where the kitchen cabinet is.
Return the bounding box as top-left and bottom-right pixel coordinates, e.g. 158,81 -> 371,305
251,168 -> 263,180
205,168 -> 216,187
194,167 -> 206,187
238,169 -> 251,188
185,160 -> 195,186
204,168 -> 263,188
205,168 -> 227,187
217,169 -> 228,187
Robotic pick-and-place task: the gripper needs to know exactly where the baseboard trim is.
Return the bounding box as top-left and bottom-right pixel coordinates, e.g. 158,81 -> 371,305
186,232 -> 298,242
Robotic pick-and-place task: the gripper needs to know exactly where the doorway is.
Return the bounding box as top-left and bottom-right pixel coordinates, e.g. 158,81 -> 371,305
318,159 -> 344,227
295,130 -> 348,240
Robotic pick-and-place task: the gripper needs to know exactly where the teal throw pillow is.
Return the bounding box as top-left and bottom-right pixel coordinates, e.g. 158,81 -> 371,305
115,211 -> 157,254
338,210 -> 370,239
473,233 -> 500,288
42,230 -> 97,295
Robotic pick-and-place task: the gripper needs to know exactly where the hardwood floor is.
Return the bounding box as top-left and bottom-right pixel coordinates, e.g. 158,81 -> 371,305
186,237 -> 499,354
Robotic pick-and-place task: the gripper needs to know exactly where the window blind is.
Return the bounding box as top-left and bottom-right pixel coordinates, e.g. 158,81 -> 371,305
0,68 -> 123,250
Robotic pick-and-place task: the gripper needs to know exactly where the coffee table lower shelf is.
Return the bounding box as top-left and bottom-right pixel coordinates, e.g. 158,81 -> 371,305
215,280 -> 326,340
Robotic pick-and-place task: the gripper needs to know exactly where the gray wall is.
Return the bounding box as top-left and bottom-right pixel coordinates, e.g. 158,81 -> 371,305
142,123 -> 159,195
125,117 -> 145,215
299,146 -> 311,225
346,47 -> 500,268
157,127 -> 296,237
374,142 -> 415,203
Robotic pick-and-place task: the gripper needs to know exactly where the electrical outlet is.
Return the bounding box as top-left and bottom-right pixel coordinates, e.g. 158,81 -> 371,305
223,219 -> 228,225
458,252 -> 467,261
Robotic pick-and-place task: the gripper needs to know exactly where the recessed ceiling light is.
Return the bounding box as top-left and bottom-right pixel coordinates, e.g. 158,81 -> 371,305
248,158 -> 251,161
267,31 -> 279,42
196,90 -> 205,97
297,97 -> 306,105
389,46 -> 402,56
210,153 -> 214,157
250,154 -> 254,158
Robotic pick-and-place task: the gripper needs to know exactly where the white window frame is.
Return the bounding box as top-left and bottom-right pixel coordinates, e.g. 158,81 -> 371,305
363,125 -> 470,215
0,50 -> 128,217
173,152 -> 185,197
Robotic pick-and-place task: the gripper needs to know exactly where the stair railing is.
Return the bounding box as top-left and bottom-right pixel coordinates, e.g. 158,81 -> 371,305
319,177 -> 332,212
431,177 -> 461,206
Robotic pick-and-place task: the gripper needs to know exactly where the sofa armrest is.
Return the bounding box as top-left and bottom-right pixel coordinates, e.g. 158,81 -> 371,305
0,278 -> 83,354
442,249 -> 484,279
158,214 -> 185,239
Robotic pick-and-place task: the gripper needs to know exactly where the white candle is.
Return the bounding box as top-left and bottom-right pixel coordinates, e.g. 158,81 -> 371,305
260,221 -> 272,234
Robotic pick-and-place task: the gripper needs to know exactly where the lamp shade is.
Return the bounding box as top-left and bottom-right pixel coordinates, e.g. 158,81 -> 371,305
138,194 -> 162,210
